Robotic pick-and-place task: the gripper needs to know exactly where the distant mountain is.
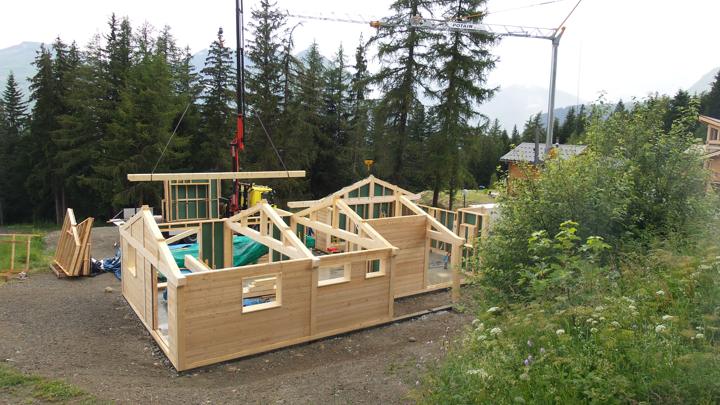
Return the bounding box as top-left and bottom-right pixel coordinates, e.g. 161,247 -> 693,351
688,66 -> 719,95
478,85 -> 583,132
0,41 -> 42,100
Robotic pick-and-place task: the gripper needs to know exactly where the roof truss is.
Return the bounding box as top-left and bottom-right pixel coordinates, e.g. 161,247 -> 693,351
225,202 -> 316,264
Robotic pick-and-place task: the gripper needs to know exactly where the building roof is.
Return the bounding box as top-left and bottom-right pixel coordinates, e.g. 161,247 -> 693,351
499,142 -> 588,163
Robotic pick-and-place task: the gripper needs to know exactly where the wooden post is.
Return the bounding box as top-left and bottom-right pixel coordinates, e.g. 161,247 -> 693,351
451,243 -> 461,303
25,236 -> 31,270
10,234 -> 15,271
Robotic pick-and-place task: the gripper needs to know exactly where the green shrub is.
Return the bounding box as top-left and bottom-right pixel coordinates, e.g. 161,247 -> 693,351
418,235 -> 720,404
478,98 -> 715,299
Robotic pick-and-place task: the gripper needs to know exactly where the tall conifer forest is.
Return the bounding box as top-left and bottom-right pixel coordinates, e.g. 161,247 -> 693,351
1,0 -> 717,224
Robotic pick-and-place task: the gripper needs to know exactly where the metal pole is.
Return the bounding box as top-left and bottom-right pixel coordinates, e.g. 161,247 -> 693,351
236,0 -> 245,123
545,28 -> 564,152
230,0 -> 245,214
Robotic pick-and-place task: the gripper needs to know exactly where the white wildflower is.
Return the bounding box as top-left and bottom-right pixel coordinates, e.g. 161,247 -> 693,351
594,306 -> 605,312
610,321 -> 621,328
490,327 -> 502,336
477,334 -> 487,341
466,368 -> 490,378
487,307 -> 501,314
628,305 -> 637,311
519,372 -> 530,381
698,264 -> 711,270
591,319 -> 598,326
655,290 -> 665,296
475,322 -> 485,332
695,333 -> 705,340
695,326 -> 705,331
586,318 -> 593,324
655,324 -> 667,333
599,317 -> 606,321
556,329 -> 565,336
661,315 -> 674,321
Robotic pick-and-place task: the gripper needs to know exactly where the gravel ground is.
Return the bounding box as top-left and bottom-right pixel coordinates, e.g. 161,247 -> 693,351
0,227 -> 472,404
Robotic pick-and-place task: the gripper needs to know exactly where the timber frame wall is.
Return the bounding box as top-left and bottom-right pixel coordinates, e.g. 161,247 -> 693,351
121,175 -> 463,371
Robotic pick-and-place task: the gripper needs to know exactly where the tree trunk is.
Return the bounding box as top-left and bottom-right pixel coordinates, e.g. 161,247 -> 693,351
432,175 -> 441,207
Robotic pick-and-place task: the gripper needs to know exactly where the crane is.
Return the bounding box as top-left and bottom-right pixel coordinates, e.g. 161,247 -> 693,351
287,0 -> 582,155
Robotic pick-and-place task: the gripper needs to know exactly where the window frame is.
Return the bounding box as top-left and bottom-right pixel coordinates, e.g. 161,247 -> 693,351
365,258 -> 386,279
241,273 -> 282,313
317,263 -> 352,287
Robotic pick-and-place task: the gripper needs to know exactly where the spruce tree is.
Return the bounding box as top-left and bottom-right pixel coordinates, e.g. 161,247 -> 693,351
289,42 -> 326,198
510,125 -> 520,145
664,89 -> 692,132
429,0 -> 496,209
26,44 -> 63,221
318,44 -> 352,191
246,0 -> 286,171
559,106 -> 576,143
0,73 -> 29,223
1,73 -> 27,136
197,27 -> 235,171
348,37 -> 371,179
702,70 -> 720,119
369,0 -> 438,185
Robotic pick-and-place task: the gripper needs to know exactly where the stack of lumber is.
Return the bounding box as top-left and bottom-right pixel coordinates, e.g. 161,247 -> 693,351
51,208 -> 94,277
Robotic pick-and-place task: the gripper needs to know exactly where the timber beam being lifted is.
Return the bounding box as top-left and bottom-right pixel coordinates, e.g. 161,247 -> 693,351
127,171 -> 306,182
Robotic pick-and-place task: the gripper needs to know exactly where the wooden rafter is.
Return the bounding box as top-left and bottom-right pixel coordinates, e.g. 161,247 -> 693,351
399,196 -> 464,246
286,175 -> 421,209
120,206 -> 186,286
224,202 -> 315,263
127,171 -> 305,182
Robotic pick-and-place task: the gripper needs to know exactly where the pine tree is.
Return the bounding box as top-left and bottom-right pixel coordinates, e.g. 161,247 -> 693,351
369,0 -> 438,185
197,27 -> 235,171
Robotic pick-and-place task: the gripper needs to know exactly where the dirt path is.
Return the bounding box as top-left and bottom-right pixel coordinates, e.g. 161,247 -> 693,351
0,228 -> 472,404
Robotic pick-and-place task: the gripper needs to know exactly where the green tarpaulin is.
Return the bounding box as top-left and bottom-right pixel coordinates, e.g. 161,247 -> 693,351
169,235 -> 268,269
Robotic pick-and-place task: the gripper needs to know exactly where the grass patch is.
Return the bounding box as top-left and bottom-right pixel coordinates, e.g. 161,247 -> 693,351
0,224 -> 55,280
418,189 -> 496,209
0,362 -> 96,403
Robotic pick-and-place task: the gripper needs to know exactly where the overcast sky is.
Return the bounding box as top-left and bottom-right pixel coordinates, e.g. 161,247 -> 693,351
2,0 -> 719,105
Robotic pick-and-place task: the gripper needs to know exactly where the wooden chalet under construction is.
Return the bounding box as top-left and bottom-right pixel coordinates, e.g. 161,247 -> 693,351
119,173 -> 495,371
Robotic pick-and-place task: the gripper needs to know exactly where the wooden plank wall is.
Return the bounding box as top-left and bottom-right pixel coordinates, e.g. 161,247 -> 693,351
176,248 -> 393,370
121,217 -> 151,330
367,215 -> 427,297
315,253 -> 392,334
